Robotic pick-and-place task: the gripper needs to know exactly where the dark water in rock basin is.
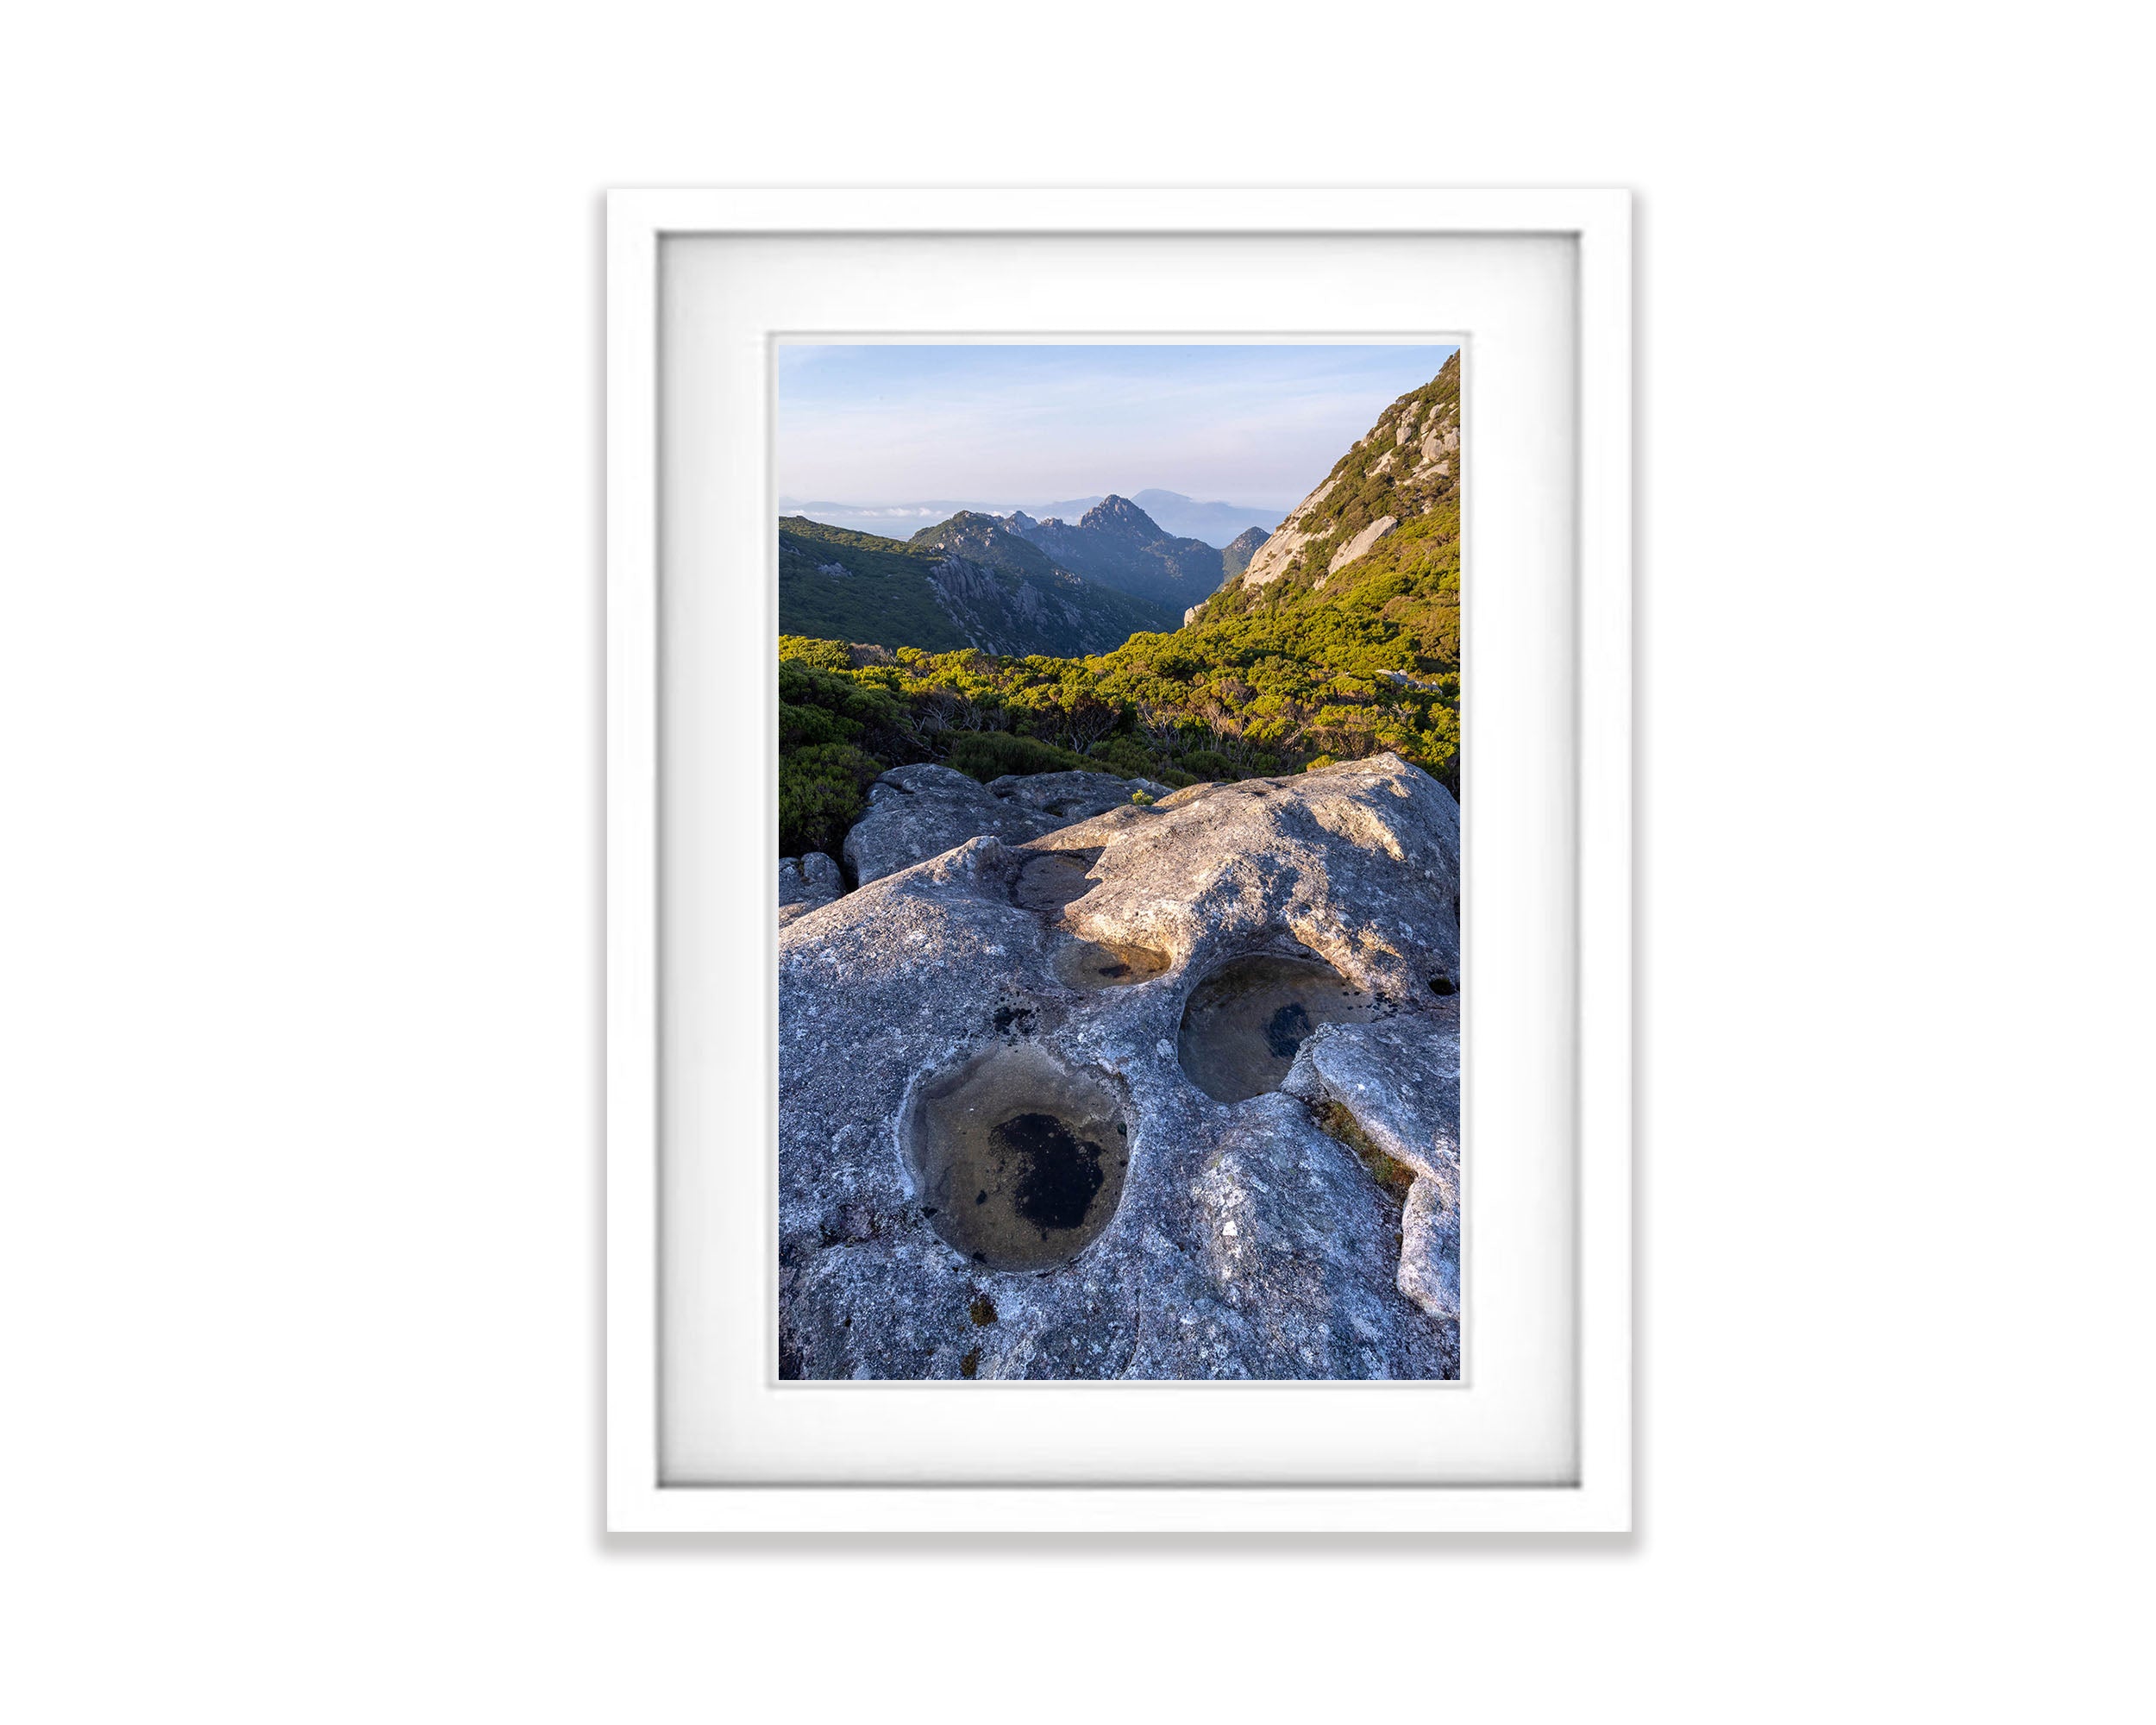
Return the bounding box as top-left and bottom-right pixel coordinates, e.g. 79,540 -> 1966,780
1051,937 -> 1171,991
1176,953 -> 1378,1103
902,1042 -> 1129,1271
998,1112 -> 1103,1231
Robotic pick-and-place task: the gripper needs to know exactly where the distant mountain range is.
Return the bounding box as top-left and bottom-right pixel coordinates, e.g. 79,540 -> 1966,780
780,495 -> 1275,654
1006,496 -> 1231,616
779,489 -> 1277,549
908,512 -> 1179,649
779,512 -> 1175,657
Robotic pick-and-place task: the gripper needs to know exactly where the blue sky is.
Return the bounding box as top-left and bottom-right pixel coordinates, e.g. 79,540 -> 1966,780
776,343 -> 1457,512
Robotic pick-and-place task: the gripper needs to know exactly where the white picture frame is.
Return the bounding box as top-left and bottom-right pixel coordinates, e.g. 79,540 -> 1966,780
607,188 -> 1632,1534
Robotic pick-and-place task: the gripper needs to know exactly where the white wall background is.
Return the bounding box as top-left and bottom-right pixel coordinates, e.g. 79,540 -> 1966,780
2,4 -> 2148,1719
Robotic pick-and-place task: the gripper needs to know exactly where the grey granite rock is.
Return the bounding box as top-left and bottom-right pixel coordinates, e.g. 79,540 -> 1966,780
779,752 -> 1463,1379
984,769 -> 1171,819
1282,1014 -> 1461,1318
840,763 -> 1065,886
843,762 -> 1175,887
777,851 -> 844,927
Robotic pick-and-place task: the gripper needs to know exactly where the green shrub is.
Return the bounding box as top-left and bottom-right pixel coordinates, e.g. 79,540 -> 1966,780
1179,750 -> 1238,781
942,731 -> 1088,782
779,700 -> 859,749
778,635 -> 856,672
778,743 -> 881,857
779,660 -> 913,760
1086,735 -> 1154,778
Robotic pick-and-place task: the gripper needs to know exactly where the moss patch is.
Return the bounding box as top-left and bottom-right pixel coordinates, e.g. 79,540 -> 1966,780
1313,1101 -> 1416,1205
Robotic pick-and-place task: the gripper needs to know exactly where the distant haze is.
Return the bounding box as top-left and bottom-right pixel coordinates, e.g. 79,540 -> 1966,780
776,343 -> 1457,540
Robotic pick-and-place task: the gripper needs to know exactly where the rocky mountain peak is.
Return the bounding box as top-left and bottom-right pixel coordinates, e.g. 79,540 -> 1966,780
1079,494 -> 1154,534
911,509 -> 1038,564
1006,493 -> 1226,615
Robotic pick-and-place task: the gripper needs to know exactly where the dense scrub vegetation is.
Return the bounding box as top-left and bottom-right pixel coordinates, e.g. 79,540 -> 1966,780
777,492 -> 1458,855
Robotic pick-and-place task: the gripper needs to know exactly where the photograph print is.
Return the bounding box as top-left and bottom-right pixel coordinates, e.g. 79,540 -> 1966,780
775,342 -> 1463,1380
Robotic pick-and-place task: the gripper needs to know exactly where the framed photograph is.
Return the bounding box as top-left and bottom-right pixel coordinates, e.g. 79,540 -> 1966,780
607,188 -> 1632,1533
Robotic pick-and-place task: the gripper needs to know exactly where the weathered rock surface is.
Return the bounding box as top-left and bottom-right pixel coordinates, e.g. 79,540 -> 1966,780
1326,513 -> 1397,579
780,752 -> 1463,1379
843,763 -> 1166,887
985,769 -> 1171,818
1282,1015 -> 1461,1317
777,851 -> 843,927
1234,473 -> 1333,590
840,764 -> 1065,886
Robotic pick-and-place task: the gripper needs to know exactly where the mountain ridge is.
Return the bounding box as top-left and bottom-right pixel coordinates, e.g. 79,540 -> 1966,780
780,490 -> 1277,549
1007,494 -> 1227,615
779,512 -> 1174,656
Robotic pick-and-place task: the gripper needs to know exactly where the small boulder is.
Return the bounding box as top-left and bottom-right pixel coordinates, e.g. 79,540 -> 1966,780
777,850 -> 844,925
842,764 -> 1068,886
